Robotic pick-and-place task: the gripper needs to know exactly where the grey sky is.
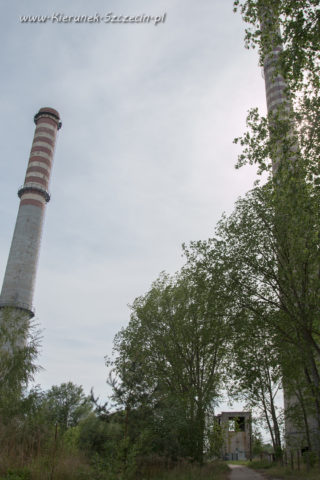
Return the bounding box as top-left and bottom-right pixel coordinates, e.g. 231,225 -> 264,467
0,0 -> 267,406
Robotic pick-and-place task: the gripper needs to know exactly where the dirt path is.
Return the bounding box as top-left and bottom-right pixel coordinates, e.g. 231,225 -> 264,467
228,464 -> 273,479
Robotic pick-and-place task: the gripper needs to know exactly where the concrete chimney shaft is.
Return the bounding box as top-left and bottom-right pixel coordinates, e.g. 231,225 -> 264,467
0,108 -> 61,318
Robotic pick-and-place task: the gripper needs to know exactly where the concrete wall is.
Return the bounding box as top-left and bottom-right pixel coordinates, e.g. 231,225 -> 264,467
0,203 -> 44,313
217,411 -> 251,461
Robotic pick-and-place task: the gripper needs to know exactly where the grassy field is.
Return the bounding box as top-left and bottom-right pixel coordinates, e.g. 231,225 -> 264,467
246,460 -> 320,480
4,457 -> 320,480
0,459 -> 230,480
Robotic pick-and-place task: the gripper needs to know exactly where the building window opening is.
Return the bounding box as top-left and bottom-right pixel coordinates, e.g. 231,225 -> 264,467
228,416 -> 245,432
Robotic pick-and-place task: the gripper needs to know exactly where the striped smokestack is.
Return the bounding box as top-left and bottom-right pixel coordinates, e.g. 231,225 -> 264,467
260,10 -> 318,452
0,108 -> 61,318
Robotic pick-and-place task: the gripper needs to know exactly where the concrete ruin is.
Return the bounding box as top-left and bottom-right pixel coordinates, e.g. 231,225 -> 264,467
216,411 -> 252,461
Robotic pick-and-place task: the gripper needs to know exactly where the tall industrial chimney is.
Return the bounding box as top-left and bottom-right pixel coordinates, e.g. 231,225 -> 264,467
260,12 -> 318,451
0,108 -> 61,318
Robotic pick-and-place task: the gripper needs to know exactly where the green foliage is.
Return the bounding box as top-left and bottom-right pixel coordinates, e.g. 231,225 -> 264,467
251,431 -> 264,457
232,0 -> 320,453
0,310 -> 45,469
44,382 -> 92,431
0,469 -> 31,480
208,421 -> 226,458
78,413 -> 122,456
233,0 -> 320,92
109,264 -> 231,463
248,459 -> 274,469
0,308 -> 40,419
63,426 -> 81,453
216,181 -> 320,446
248,460 -> 320,479
302,450 -> 317,468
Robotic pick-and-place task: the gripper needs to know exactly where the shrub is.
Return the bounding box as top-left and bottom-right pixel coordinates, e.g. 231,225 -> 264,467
0,468 -> 31,480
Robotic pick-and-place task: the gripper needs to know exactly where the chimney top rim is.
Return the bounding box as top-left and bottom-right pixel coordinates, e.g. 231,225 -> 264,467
34,108 -> 62,129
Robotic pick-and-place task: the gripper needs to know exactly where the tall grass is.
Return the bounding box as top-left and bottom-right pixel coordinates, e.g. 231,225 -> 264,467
0,451 -> 91,480
0,458 -> 229,480
247,460 -> 320,480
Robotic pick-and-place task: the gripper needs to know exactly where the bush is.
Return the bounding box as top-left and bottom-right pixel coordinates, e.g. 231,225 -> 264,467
0,468 -> 31,480
247,459 -> 274,469
303,451 -> 317,468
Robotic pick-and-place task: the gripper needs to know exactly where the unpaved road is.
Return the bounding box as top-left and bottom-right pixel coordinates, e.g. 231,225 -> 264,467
228,464 -> 277,479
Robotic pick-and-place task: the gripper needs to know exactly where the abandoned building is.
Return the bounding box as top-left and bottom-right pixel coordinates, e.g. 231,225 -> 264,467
216,411 -> 252,461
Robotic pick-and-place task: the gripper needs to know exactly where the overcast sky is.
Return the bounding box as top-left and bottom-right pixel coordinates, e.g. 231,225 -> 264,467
0,0 -> 267,409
